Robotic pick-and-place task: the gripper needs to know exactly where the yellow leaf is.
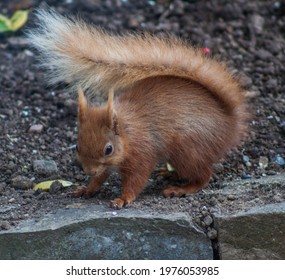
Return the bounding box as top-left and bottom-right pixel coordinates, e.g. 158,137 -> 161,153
10,10 -> 28,31
34,180 -> 74,191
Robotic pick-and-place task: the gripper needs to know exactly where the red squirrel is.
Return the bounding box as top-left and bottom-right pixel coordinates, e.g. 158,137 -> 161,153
28,9 -> 248,208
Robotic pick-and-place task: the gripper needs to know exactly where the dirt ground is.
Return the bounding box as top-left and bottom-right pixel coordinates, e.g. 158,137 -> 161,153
0,0 -> 285,236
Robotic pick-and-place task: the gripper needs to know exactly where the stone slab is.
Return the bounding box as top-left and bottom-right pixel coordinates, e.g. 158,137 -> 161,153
0,204 -> 213,260
215,202 -> 285,259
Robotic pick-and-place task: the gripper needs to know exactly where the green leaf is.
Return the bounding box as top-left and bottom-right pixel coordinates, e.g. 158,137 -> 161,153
34,180 -> 74,191
0,10 -> 28,33
0,14 -> 12,32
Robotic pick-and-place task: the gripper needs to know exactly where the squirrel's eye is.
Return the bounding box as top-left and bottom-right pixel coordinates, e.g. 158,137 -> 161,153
104,143 -> 113,156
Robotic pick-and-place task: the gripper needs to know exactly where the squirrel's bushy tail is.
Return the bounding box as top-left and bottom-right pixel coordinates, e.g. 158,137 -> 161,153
28,9 -> 247,120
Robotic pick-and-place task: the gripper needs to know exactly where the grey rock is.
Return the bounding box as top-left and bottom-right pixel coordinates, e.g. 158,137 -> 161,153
204,215 -> 213,226
213,163 -> 224,173
128,16 -> 143,28
215,202 -> 285,259
0,205 -> 213,260
266,79 -> 278,90
0,221 -> 11,230
238,73 -> 253,88
33,160 -> 58,175
49,181 -> 63,194
207,228 -> 218,240
28,124 -> 44,133
256,49 -> 272,60
7,37 -> 29,46
227,194 -> 236,201
250,14 -> 265,34
0,182 -> 6,194
11,176 -> 33,190
64,99 -> 77,116
0,205 -> 16,214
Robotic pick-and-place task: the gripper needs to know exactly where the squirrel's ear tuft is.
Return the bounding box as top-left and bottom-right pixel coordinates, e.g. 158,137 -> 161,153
107,89 -> 119,135
78,87 -> 88,122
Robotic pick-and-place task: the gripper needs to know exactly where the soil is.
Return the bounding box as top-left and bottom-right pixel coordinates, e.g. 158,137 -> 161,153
0,0 -> 285,236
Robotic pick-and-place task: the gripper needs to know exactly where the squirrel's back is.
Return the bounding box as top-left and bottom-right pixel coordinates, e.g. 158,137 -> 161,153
117,76 -> 243,161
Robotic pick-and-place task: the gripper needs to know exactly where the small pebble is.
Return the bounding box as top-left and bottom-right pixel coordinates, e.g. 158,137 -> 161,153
250,14 -> 265,35
28,124 -> 44,133
192,200 -> 199,207
11,176 -> 33,190
241,173 -> 252,180
8,198 -> 15,203
207,228 -> 218,240
37,192 -> 50,200
209,197 -> 218,206
227,194 -> 236,201
259,156 -> 269,169
213,163 -> 224,173
204,215 -> 213,226
256,49 -> 272,60
272,1 -> 280,10
0,221 -> 11,230
33,159 -> 58,175
0,182 -> 6,194
266,170 -> 277,176
273,154 -> 285,166
128,17 -> 140,28
245,161 -> 252,167
243,154 -> 250,163
217,196 -> 225,203
280,122 -> 285,135
20,109 -> 30,117
273,195 -> 283,202
49,181 -> 63,194
64,99 -> 77,116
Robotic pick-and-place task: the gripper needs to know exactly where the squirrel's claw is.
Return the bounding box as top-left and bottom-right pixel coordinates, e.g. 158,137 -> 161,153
110,198 -> 126,209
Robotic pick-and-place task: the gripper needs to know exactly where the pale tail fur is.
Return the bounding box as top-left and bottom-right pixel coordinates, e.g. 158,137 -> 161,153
27,9 -> 248,114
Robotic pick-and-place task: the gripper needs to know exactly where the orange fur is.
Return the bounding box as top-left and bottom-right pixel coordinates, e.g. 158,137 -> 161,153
28,9 -> 249,208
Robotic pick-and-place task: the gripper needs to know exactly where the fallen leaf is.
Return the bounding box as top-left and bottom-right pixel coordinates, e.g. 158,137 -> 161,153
166,162 -> 175,172
10,10 -> 28,31
0,14 -> 11,33
0,10 -> 28,33
34,180 -> 74,191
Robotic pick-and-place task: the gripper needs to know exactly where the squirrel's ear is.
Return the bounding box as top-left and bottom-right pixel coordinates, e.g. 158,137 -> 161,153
107,88 -> 119,135
78,87 -> 88,122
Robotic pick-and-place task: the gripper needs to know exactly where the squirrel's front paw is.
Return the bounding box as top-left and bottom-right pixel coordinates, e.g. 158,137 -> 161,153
71,186 -> 94,198
110,198 -> 127,209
